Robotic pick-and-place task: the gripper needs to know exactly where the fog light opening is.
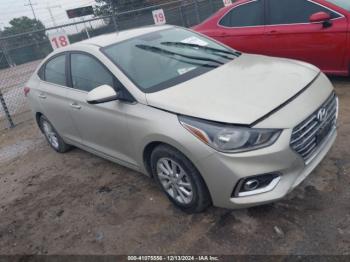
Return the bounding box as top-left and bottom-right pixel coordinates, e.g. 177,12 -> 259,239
233,173 -> 281,197
243,179 -> 260,191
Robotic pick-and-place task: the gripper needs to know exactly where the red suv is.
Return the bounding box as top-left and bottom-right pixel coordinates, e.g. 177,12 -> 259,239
194,0 -> 350,76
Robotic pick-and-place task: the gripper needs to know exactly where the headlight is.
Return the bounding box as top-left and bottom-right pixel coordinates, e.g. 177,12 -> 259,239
179,116 -> 281,153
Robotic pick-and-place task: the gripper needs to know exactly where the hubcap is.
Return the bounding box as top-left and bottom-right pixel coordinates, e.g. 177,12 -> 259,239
42,121 -> 59,149
156,158 -> 193,205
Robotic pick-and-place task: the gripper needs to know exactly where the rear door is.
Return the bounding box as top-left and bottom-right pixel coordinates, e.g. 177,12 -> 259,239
66,52 -> 136,165
38,53 -> 81,142
212,0 -> 267,53
265,0 -> 347,73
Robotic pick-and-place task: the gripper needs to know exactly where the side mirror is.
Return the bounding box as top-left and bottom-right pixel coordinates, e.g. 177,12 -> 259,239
87,85 -> 119,104
310,12 -> 332,27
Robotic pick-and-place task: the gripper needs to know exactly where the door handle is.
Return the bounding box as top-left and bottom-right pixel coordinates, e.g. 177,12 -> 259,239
70,103 -> 81,110
268,30 -> 278,34
38,93 -> 46,99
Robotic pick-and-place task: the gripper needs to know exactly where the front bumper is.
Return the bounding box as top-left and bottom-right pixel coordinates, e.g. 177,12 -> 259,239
195,127 -> 337,209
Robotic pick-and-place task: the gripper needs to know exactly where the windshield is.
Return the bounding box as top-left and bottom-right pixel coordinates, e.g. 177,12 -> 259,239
102,28 -> 239,93
326,0 -> 350,11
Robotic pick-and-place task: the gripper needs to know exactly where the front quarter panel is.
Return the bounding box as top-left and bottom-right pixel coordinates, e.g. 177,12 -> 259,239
124,103 -> 215,175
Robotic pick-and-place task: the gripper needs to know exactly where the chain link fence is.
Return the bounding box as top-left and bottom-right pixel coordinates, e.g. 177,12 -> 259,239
0,0 -> 227,131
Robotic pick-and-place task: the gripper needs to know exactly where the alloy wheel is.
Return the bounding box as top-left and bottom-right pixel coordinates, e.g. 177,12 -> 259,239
42,121 -> 59,149
156,157 -> 194,204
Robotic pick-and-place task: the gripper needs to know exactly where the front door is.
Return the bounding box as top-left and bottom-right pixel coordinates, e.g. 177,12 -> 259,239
66,52 -> 136,165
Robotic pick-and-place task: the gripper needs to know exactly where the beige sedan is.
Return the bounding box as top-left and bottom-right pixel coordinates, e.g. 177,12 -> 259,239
25,25 -> 338,213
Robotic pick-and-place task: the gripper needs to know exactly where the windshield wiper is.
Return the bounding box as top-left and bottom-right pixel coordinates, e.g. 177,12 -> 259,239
161,41 -> 241,59
135,44 -> 225,66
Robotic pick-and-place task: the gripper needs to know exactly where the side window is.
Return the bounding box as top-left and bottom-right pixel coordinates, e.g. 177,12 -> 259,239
37,65 -> 45,80
45,55 -> 66,86
268,0 -> 341,25
219,0 -> 264,27
70,53 -> 114,92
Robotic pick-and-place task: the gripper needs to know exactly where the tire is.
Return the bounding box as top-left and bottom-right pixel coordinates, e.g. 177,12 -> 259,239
39,115 -> 72,153
150,144 -> 211,213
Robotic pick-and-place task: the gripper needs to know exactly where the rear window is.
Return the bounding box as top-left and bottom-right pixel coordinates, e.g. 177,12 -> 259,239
44,55 -> 66,86
219,0 -> 264,27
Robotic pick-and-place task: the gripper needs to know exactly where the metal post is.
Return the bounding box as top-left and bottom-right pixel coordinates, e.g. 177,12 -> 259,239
24,0 -> 38,21
73,18 -> 79,33
111,13 -> 118,32
46,4 -> 62,32
209,0 -> 215,13
109,0 -> 118,32
0,89 -> 15,128
179,5 -> 186,27
133,10 -> 139,28
81,17 -> 91,38
193,0 -> 201,24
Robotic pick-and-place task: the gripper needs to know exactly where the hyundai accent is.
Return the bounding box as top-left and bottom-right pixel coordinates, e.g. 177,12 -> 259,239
25,25 -> 338,213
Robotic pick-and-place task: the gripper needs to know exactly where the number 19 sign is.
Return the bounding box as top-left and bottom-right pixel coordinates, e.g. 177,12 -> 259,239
223,0 -> 232,6
49,33 -> 70,50
152,9 -> 166,25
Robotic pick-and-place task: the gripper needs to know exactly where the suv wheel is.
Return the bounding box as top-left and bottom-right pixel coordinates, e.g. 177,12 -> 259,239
151,145 -> 211,213
39,115 -> 72,153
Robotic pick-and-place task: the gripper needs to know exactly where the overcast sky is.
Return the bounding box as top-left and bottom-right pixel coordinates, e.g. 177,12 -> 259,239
0,0 -> 96,29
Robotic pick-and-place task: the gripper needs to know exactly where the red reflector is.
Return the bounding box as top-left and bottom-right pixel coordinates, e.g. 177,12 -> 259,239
24,87 -> 30,97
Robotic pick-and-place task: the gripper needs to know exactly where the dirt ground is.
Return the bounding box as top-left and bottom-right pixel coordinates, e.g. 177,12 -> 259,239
0,78 -> 349,255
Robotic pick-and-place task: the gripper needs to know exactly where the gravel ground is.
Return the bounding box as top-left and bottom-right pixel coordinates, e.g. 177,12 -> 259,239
0,78 -> 349,255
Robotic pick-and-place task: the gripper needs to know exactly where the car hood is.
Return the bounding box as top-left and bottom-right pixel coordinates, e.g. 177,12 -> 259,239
145,54 -> 320,125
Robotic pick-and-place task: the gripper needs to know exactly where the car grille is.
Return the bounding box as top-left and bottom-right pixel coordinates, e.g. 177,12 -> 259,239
290,92 -> 338,163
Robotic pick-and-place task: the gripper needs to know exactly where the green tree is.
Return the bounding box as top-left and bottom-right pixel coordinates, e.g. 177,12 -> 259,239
2,16 -> 45,37
94,0 -> 147,15
1,17 -> 48,65
2,17 -> 46,48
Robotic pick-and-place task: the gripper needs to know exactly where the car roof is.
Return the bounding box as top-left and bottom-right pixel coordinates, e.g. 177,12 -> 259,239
72,24 -> 174,48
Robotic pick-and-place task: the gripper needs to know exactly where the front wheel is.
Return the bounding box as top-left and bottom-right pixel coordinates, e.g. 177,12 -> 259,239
150,145 -> 211,213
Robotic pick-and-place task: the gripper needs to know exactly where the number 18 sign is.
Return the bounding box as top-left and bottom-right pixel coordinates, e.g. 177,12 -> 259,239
152,9 -> 166,25
49,32 -> 70,50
